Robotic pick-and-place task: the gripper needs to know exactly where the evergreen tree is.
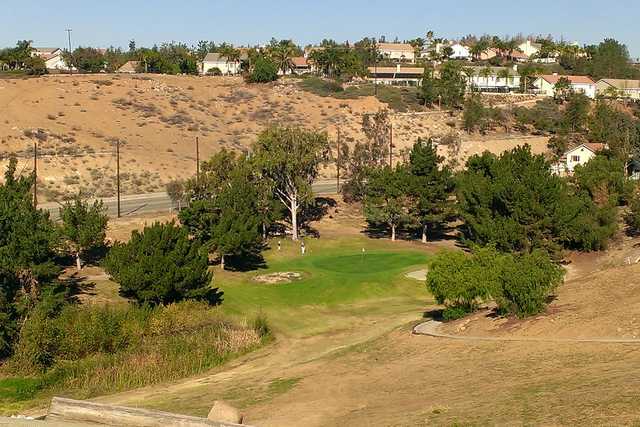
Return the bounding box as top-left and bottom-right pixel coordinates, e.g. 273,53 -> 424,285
364,165 -> 412,241
408,139 -> 454,243
59,196 -> 109,270
0,157 -> 60,357
104,221 -> 220,306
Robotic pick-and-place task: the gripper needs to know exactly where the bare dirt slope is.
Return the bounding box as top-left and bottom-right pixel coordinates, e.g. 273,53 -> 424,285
1,75 -> 547,201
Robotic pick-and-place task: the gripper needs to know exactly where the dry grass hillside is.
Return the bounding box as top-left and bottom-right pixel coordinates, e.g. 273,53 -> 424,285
1,74 -> 548,201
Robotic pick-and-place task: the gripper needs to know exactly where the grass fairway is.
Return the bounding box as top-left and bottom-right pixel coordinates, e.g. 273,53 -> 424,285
217,236 -> 431,335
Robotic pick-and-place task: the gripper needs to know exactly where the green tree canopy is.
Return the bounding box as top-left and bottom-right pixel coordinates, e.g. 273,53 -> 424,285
252,126 -> 330,241
59,196 -> 108,270
104,221 -> 220,306
407,139 -> 455,242
456,145 -> 616,255
364,165 -> 412,241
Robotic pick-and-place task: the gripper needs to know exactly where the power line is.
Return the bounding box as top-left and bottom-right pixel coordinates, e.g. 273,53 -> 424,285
65,28 -> 73,75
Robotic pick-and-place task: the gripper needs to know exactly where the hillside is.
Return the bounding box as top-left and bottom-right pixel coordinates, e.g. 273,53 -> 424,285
0,74 -> 548,201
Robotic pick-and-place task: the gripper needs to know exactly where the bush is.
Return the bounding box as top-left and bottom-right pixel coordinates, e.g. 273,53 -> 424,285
427,246 -> 565,319
495,250 -> 565,317
626,194 -> 640,234
103,221 -> 221,306
6,302 -> 268,398
206,67 -> 222,76
298,77 -> 344,96
24,56 -> 47,76
247,57 -> 278,83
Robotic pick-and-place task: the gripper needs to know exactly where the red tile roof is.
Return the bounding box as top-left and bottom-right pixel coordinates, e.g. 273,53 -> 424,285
291,57 -> 308,67
540,74 -> 595,85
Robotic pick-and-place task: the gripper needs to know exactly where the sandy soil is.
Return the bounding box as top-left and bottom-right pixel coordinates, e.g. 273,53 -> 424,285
0,74 -> 548,201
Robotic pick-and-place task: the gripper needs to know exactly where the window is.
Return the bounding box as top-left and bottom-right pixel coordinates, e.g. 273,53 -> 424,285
571,155 -> 580,162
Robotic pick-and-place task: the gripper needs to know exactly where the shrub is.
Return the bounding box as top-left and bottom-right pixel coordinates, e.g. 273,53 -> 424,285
206,67 -> 222,76
247,57 -> 278,83
495,250 -> 565,317
626,194 -> 640,234
103,221 -> 222,306
24,56 -> 47,76
6,302 -> 267,398
426,247 -> 499,314
427,246 -> 564,319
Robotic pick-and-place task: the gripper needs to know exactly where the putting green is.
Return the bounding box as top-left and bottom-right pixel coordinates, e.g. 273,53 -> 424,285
310,252 -> 423,275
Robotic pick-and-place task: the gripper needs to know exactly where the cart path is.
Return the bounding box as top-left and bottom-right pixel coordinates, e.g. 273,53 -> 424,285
413,320 -> 640,344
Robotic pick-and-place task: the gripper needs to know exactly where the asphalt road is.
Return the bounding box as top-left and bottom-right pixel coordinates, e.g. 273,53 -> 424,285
42,180 -> 340,218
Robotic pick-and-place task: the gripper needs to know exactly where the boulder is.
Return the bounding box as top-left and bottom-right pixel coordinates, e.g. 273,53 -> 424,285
207,401 -> 243,425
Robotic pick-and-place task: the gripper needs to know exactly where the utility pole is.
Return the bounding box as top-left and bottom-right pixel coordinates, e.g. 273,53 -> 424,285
65,28 -> 73,75
389,121 -> 393,168
116,139 -> 121,218
336,128 -> 341,193
195,136 -> 200,190
33,139 -> 38,209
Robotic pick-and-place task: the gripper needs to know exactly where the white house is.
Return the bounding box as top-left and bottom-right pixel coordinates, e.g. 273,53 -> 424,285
534,74 -> 596,98
552,143 -> 606,176
200,52 -> 245,75
448,43 -> 471,60
596,79 -> 640,100
32,47 -> 68,71
378,43 -> 415,62
368,65 -> 424,86
518,40 -> 541,57
465,66 -> 521,92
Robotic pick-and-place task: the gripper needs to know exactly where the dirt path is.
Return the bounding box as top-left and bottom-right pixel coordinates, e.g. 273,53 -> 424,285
413,320 -> 640,344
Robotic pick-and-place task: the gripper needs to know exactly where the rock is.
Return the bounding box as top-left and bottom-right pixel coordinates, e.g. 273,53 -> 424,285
207,400 -> 243,424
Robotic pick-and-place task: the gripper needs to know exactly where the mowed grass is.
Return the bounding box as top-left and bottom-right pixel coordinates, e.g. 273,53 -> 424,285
217,236 -> 431,334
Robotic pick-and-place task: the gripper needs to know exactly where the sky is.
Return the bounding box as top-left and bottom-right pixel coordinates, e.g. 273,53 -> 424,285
3,0 -> 640,58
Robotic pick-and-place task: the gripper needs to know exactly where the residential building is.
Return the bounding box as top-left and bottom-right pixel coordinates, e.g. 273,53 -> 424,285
290,57 -> 311,75
448,43 -> 471,60
479,48 -> 499,61
533,74 -> 596,98
367,64 -> 424,86
510,50 -> 530,63
116,61 -> 140,74
518,40 -> 541,57
596,79 -> 640,100
378,43 -> 415,62
551,143 -> 606,176
32,47 -> 67,71
466,66 -> 521,92
200,52 -> 248,75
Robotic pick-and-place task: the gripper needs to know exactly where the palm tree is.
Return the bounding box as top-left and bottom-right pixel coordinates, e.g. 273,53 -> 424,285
480,66 -> 493,91
463,67 -> 476,90
270,40 -> 297,75
497,69 -> 511,92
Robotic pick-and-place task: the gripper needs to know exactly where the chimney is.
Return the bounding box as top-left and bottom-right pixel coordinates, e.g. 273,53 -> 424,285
552,72 -> 558,76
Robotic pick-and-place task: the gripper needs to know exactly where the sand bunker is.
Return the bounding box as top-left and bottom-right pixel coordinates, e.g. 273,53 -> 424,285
254,272 -> 303,284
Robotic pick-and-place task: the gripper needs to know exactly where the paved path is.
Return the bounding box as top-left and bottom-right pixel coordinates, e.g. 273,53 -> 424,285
41,180 -> 339,219
413,320 -> 640,344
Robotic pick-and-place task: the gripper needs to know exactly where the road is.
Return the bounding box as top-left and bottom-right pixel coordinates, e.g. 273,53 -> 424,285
41,180 -> 339,218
